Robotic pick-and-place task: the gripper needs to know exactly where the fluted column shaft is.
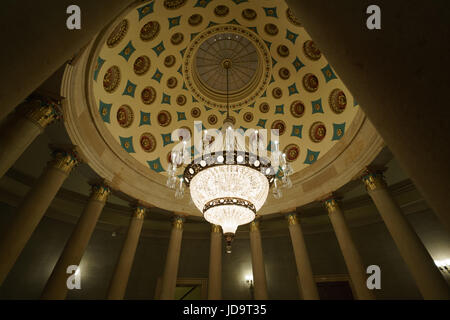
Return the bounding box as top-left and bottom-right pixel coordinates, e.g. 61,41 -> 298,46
160,216 -> 184,300
0,150 -> 78,285
107,206 -> 146,300
363,172 -> 450,299
0,96 -> 61,179
325,199 -> 375,300
208,224 -> 222,300
249,220 -> 268,300
41,184 -> 110,300
286,214 -> 319,300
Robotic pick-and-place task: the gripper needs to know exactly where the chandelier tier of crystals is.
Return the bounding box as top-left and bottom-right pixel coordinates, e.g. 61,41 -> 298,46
167,59 -> 294,253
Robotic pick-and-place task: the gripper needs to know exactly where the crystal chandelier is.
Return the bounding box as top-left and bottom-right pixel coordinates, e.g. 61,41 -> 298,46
167,60 -> 293,252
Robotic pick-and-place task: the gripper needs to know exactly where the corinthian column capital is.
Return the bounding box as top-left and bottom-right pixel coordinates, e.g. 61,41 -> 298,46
47,149 -> 80,175
286,213 -> 299,226
23,94 -> 62,130
172,215 -> 185,229
323,197 -> 340,212
89,184 -> 111,202
211,224 -> 222,233
132,206 -> 147,220
361,168 -> 387,191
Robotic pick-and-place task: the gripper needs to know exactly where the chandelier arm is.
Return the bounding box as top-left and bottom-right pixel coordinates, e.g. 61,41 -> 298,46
182,151 -> 275,187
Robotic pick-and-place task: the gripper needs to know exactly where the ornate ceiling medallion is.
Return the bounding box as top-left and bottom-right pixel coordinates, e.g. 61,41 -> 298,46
303,73 -> 319,92
259,102 -> 270,113
141,86 -> 156,105
208,114 -> 218,125
243,112 -> 254,122
284,144 -> 300,162
286,8 -> 302,26
171,32 -> 184,45
329,89 -> 347,114
271,120 -> 287,136
164,0 -> 187,10
303,40 -> 322,61
164,55 -> 176,67
242,8 -> 257,20
264,23 -> 279,36
176,94 -> 186,106
272,87 -> 283,99
191,107 -> 201,118
103,66 -> 121,93
214,5 -> 229,17
117,105 -> 134,128
279,68 -> 290,80
157,110 -> 171,127
106,20 -> 128,48
140,133 -> 156,152
290,100 -> 305,118
188,14 -> 203,26
133,55 -> 150,75
310,121 -> 327,142
140,21 -> 160,41
277,45 -> 290,57
167,77 -> 178,89
183,24 -> 271,110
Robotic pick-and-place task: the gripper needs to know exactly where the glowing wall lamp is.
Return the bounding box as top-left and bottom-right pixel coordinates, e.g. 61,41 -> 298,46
245,274 -> 254,300
245,274 -> 253,286
435,259 -> 450,273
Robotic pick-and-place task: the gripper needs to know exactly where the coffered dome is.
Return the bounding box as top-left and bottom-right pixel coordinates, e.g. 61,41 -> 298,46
63,0 -> 382,215
90,0 -> 359,176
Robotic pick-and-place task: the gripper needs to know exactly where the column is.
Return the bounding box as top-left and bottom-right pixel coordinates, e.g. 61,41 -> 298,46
41,184 -> 110,300
324,198 -> 375,300
159,215 -> 184,300
0,0 -> 136,122
285,0 -> 450,231
362,171 -> 450,299
286,213 -> 319,300
0,149 -> 78,285
0,95 -> 61,179
107,206 -> 146,300
249,219 -> 268,300
208,224 -> 222,300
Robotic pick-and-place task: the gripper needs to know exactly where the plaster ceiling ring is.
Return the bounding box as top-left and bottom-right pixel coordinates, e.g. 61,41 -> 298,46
183,24 -> 271,110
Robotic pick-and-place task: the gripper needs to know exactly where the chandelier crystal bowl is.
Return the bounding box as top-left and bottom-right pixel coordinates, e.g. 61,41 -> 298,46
185,152 -> 274,234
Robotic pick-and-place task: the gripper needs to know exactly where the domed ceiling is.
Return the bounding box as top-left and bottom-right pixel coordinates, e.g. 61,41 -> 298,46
91,0 -> 359,178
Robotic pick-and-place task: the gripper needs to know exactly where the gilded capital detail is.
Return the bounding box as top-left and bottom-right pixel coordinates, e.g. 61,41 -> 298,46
324,198 -> 339,212
48,150 -> 79,174
133,206 -> 147,219
173,216 -> 185,229
286,213 -> 298,226
90,184 -> 111,202
24,96 -> 62,129
250,219 -> 260,232
211,224 -> 222,233
362,172 -> 387,191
